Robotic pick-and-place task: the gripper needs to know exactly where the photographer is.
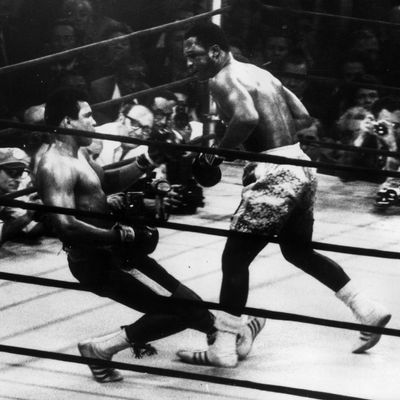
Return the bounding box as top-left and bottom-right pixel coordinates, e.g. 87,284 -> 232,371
35,88 -> 222,382
335,106 -> 386,180
147,91 -> 205,214
372,97 -> 400,207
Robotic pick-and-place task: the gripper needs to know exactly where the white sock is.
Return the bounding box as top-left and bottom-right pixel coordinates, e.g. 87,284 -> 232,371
211,311 -> 243,358
335,281 -> 377,323
335,281 -> 360,305
93,329 -> 130,358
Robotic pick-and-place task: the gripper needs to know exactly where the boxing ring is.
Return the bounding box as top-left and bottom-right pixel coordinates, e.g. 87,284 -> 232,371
0,4 -> 400,400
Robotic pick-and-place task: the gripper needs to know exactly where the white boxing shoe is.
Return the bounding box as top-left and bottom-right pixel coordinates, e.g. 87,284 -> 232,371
177,311 -> 242,368
177,347 -> 238,368
78,341 -> 123,383
352,304 -> 391,354
336,281 -> 392,354
236,317 -> 266,360
178,316 -> 267,367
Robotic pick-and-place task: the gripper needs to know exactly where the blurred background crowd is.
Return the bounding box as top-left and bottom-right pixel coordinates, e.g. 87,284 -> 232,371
1,0 -> 400,244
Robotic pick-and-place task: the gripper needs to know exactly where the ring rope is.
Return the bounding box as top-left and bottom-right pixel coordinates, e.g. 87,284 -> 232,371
0,7 -> 228,77
0,270 -> 398,338
88,68 -> 400,115
1,187 -> 36,199
300,138 -> 399,158
278,71 -> 400,95
0,7 -> 394,398
0,115 -> 400,165
90,70 -> 400,115
2,196 -> 400,261
101,133 -> 216,170
87,71 -> 400,122
0,343 -> 369,400
261,3 -> 400,29
1,3 -> 400,79
2,119 -> 400,179
0,3 -> 397,107
0,134 -> 216,202
0,3 -> 398,121
92,77 -> 197,110
87,69 -> 400,113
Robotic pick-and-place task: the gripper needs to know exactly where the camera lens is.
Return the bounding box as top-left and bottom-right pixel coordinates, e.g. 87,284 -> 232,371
374,123 -> 388,136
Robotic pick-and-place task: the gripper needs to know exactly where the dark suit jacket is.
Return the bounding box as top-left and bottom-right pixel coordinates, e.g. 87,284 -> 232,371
90,75 -> 120,125
90,75 -> 151,124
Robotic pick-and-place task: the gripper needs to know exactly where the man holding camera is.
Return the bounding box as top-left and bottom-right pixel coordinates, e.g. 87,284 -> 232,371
35,87 -> 258,383
372,97 -> 400,207
147,90 -> 205,214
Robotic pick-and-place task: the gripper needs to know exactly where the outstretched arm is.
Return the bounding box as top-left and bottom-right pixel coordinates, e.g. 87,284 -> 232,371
102,161 -> 148,194
81,147 -> 147,195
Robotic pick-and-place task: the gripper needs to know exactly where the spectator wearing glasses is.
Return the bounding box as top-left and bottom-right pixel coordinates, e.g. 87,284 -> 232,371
95,104 -> 153,166
147,91 -> 178,131
0,148 -> 43,244
147,91 -> 205,214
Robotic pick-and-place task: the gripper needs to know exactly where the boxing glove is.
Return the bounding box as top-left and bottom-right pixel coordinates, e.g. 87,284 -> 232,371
133,225 -> 159,254
114,223 -> 159,254
192,153 -> 223,187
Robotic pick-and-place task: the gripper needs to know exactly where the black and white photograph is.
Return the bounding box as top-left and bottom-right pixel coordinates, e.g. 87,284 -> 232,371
0,1 -> 399,399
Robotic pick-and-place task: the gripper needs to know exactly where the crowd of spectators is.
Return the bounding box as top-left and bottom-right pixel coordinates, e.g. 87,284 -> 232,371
2,0 -> 400,245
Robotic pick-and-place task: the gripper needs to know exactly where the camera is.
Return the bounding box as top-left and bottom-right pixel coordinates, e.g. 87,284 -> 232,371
124,191 -> 146,217
168,180 -> 205,215
146,178 -> 172,197
125,178 -> 172,222
151,126 -> 177,143
373,122 -> 388,136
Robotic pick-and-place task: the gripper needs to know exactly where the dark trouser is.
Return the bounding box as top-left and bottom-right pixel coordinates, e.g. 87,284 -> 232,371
67,246 -> 213,342
222,145 -> 351,316
220,211 -> 350,317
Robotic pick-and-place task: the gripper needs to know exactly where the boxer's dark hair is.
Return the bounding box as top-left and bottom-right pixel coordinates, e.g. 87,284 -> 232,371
45,87 -> 89,126
185,22 -> 230,52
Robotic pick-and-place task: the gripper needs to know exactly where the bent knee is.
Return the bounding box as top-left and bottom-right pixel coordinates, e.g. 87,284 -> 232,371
280,242 -> 313,264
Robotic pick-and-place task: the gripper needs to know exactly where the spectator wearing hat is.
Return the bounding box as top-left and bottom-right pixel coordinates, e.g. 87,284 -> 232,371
0,148 -> 43,244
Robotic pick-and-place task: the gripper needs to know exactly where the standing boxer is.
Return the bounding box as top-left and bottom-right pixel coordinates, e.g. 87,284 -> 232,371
178,22 -> 391,368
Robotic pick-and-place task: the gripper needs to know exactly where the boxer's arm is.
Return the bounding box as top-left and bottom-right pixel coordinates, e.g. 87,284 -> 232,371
213,78 -> 259,149
103,144 -> 179,193
103,161 -> 148,194
282,86 -> 313,131
37,163 -> 119,244
82,146 -> 148,194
